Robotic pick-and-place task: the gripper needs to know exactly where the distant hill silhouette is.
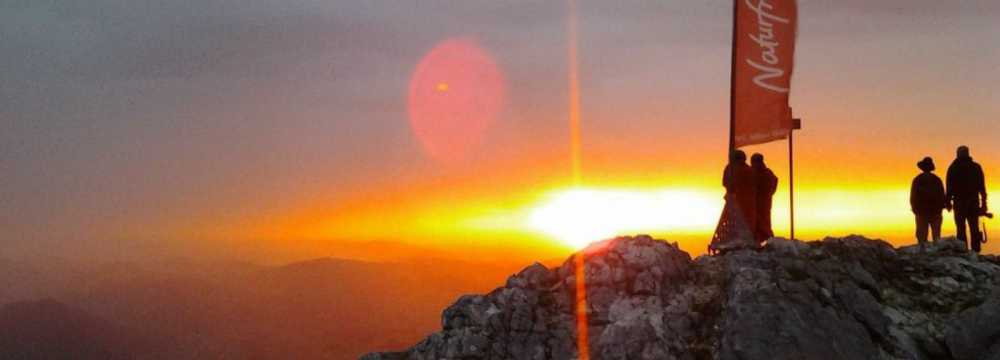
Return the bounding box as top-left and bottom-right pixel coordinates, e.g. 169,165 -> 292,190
2,256 -> 526,359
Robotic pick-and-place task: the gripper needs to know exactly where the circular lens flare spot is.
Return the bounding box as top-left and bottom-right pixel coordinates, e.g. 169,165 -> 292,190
408,38 -> 505,162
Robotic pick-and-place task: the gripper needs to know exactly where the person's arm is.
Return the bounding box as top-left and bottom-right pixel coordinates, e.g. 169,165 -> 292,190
978,165 -> 988,209
936,176 -> 948,210
770,171 -> 778,195
910,178 -> 918,214
723,166 -> 734,190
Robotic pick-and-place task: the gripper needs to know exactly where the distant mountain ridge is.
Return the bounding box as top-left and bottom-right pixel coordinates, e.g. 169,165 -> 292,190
364,235 -> 1000,360
2,256 -> 525,359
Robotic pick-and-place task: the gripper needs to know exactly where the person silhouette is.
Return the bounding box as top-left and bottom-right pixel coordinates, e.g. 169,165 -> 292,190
946,146 -> 988,259
722,150 -> 757,240
751,153 -> 778,245
910,157 -> 946,252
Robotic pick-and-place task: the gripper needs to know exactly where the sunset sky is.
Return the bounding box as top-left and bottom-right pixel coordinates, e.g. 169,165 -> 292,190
2,0 -> 999,262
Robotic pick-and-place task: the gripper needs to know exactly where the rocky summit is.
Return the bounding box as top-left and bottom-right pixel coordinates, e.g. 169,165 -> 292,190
364,235 -> 1000,360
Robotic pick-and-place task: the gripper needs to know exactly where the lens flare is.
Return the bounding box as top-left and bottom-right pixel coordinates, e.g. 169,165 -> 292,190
408,38 -> 506,163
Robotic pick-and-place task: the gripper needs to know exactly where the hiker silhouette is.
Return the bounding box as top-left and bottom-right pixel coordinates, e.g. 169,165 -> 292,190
946,146 -> 988,255
910,156 -> 946,251
723,150 -> 757,234
751,153 -> 778,244
710,150 -> 758,254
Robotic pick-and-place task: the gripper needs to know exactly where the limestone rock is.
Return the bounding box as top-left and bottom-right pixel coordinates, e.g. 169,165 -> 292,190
364,235 -> 1000,360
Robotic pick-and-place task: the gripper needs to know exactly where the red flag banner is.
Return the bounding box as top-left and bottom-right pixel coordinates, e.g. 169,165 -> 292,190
733,0 -> 798,148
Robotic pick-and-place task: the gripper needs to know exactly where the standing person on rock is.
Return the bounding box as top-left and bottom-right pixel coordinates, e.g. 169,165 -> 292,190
722,150 -> 757,242
946,146 -> 988,259
751,153 -> 778,245
910,157 -> 946,252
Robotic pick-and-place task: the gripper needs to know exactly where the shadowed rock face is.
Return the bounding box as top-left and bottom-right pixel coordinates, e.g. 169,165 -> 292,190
363,235 -> 1000,360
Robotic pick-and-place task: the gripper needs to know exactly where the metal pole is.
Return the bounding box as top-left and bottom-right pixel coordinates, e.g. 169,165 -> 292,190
728,0 -> 738,155
788,119 -> 802,240
789,127 -> 795,240
711,0 -> 738,256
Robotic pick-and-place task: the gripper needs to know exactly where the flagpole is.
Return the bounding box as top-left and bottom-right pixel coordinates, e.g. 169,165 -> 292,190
789,127 -> 794,240
711,0 -> 738,256
728,0 -> 738,155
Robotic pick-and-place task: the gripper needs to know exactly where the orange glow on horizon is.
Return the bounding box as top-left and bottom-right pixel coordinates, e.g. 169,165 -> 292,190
280,181 -> 998,257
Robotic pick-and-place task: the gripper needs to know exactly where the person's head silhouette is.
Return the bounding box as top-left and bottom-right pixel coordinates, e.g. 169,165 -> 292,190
957,145 -> 970,158
731,150 -> 747,164
751,153 -> 765,167
917,157 -> 935,172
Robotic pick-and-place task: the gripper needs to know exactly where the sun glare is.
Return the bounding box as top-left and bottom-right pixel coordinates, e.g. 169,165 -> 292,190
528,188 -> 721,248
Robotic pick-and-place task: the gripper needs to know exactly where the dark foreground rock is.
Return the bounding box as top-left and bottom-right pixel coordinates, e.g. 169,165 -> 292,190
364,235 -> 1000,360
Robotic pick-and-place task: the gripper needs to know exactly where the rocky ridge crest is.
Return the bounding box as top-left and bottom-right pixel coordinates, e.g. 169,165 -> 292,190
365,235 -> 1000,360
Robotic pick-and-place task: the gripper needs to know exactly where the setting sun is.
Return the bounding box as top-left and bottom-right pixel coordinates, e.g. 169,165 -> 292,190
528,188 -> 721,248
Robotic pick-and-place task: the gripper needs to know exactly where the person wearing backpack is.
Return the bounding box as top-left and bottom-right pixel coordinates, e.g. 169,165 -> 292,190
946,146 -> 988,260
